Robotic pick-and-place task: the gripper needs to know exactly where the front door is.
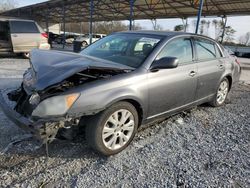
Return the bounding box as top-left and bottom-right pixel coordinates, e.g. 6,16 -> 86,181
147,37 -> 198,118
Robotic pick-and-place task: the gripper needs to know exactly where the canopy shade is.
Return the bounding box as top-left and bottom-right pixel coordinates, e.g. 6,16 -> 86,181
0,0 -> 250,23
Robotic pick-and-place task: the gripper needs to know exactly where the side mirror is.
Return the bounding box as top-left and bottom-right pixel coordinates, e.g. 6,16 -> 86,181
150,57 -> 179,71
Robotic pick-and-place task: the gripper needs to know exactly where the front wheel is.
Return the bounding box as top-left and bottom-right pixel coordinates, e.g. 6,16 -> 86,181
85,102 -> 138,155
209,78 -> 229,107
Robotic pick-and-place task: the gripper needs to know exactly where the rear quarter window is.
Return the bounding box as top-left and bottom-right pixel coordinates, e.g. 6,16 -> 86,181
215,44 -> 223,58
10,21 -> 39,33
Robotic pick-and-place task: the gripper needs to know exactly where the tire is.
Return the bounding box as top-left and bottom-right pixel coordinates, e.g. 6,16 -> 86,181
209,78 -> 229,107
22,52 -> 30,59
85,101 -> 139,156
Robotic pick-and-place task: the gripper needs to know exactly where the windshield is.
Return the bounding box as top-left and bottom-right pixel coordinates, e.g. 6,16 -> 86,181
80,34 -> 163,68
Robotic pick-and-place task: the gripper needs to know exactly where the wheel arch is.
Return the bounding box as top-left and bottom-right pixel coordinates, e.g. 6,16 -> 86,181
104,97 -> 145,128
121,99 -> 143,127
224,74 -> 233,91
82,40 -> 88,45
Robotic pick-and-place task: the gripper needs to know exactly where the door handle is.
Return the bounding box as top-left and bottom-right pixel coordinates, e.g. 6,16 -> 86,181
218,64 -> 224,69
189,71 -> 196,77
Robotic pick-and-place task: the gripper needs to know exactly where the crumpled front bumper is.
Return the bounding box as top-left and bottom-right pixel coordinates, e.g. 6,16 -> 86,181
0,90 -> 41,134
0,90 -> 76,142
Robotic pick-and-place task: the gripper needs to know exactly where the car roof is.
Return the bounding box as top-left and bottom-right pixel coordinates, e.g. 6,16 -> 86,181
116,30 -> 219,43
118,30 -> 192,36
0,16 -> 35,22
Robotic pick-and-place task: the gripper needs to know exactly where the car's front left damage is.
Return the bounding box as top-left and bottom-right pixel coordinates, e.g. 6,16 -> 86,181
0,49 -> 133,143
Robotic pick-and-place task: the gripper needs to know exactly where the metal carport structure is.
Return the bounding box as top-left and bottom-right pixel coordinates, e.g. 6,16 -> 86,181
1,0 -> 249,44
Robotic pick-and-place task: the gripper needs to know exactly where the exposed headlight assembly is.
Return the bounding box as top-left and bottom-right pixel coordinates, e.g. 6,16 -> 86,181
32,93 -> 80,118
29,93 -> 40,105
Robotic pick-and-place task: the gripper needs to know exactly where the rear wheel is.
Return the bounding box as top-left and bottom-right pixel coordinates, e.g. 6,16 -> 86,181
209,78 -> 229,107
85,102 -> 138,155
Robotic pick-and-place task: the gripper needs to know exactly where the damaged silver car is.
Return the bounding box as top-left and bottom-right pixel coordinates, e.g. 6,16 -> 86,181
0,31 -> 241,155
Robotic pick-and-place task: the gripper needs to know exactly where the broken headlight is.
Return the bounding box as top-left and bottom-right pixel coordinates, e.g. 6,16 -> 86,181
29,93 -> 40,105
32,93 -> 80,118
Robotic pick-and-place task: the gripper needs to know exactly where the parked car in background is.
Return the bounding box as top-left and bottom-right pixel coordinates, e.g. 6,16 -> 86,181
224,46 -> 241,72
0,31 -> 241,156
47,32 -> 60,47
64,33 -> 79,44
0,18 -> 50,58
53,33 -> 80,45
75,33 -> 106,46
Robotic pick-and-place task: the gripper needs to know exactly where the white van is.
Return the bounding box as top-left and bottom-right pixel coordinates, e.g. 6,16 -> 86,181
0,18 -> 50,58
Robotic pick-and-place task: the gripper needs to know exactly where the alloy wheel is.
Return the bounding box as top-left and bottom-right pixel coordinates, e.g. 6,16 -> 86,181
102,109 -> 135,150
216,80 -> 229,105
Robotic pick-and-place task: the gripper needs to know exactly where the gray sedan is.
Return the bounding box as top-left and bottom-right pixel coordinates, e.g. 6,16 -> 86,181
0,31 -> 241,155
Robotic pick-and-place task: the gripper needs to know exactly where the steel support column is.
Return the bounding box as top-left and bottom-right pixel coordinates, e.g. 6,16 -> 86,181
62,0 -> 66,49
195,0 -> 204,34
89,0 -> 94,44
220,16 -> 227,43
129,0 -> 134,30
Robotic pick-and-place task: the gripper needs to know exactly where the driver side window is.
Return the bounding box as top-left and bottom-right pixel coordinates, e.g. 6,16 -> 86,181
156,38 -> 193,64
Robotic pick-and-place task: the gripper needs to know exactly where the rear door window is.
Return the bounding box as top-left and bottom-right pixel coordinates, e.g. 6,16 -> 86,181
10,21 -> 39,33
195,38 -> 217,60
156,37 -> 193,65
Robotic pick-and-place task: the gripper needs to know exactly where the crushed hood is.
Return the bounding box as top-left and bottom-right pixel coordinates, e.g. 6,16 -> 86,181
26,49 -> 133,91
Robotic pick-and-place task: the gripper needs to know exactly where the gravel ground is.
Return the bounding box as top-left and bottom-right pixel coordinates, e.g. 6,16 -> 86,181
0,58 -> 249,187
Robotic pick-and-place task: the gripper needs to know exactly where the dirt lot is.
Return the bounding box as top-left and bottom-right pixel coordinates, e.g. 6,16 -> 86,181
0,57 -> 249,187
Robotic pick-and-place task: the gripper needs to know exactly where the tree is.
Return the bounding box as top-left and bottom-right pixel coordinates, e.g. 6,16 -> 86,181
223,26 -> 236,43
94,21 -> 128,34
62,21 -> 142,34
181,18 -> 188,32
199,20 -> 210,36
212,19 -> 221,41
154,24 -> 163,31
239,32 -> 250,46
192,19 -> 197,32
151,19 -> 163,31
199,20 -> 206,35
174,24 -> 184,31
0,0 -> 17,13
212,19 -> 236,43
205,20 -> 210,36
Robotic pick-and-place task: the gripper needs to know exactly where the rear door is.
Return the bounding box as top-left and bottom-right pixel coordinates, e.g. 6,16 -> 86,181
147,37 -> 198,118
0,21 -> 12,52
9,20 -> 41,53
194,37 -> 225,100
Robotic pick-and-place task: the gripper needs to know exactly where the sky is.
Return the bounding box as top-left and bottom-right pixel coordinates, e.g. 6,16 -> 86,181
16,0 -> 250,41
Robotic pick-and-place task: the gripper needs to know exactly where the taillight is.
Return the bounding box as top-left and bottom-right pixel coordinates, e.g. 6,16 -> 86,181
41,33 -> 48,38
235,58 -> 240,65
